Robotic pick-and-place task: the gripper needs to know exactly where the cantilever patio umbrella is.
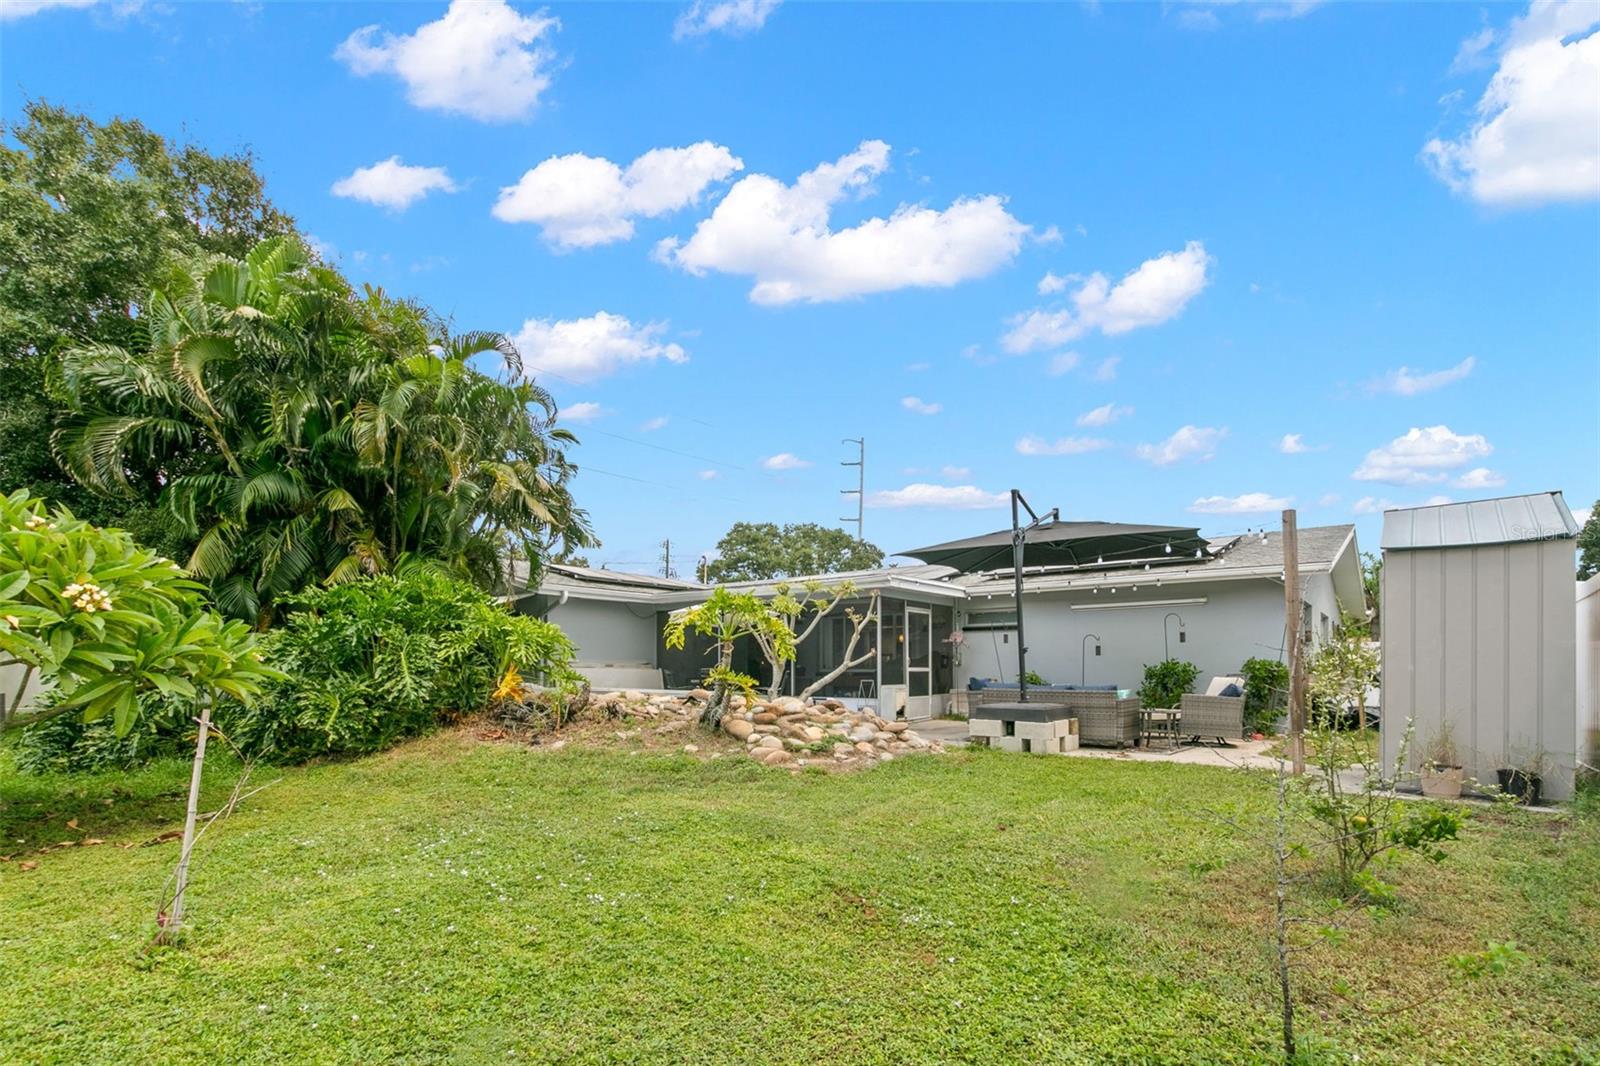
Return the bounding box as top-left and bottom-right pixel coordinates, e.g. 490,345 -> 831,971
901,500 -> 1211,703
901,521 -> 1209,574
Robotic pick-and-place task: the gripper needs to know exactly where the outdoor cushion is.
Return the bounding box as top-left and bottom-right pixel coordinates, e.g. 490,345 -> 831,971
1217,683 -> 1243,698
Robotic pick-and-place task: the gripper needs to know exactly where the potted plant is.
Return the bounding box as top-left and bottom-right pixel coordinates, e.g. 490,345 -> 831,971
1420,723 -> 1464,800
1495,751 -> 1547,806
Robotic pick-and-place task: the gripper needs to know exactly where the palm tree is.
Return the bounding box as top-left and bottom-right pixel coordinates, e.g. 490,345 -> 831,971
55,237 -> 592,623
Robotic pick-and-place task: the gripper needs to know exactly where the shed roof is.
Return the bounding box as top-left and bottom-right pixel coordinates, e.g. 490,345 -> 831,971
1380,492 -> 1579,551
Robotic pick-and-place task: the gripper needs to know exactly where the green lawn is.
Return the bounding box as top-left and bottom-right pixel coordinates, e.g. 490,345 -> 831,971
2,731 -> 1597,1065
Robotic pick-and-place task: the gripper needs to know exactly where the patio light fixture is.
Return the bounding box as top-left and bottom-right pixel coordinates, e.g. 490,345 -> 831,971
1081,632 -> 1102,685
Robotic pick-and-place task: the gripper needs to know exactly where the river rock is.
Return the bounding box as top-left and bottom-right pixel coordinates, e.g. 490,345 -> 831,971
722,719 -> 754,741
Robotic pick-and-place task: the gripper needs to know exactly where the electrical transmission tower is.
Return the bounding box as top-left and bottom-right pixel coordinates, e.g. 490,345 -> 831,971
839,437 -> 864,541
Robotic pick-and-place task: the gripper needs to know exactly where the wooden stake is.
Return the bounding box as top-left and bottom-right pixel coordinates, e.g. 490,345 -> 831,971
1282,509 -> 1305,776
160,701 -> 211,942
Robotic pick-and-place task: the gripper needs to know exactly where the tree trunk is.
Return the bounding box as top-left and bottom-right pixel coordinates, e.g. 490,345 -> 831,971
158,701 -> 212,944
799,596 -> 880,702
1273,759 -> 1296,1061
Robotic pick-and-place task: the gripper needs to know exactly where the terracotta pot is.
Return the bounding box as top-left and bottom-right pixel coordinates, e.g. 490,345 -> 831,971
1420,765 -> 1463,799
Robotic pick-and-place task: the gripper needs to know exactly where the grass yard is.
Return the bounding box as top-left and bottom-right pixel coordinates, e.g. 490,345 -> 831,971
2,731 -> 1597,1065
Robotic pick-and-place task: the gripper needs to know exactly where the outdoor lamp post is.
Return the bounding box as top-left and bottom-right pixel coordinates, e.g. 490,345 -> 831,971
1081,632 -> 1102,686
1164,612 -> 1186,660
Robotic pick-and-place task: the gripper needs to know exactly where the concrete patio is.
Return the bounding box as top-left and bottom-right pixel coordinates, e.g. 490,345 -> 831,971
914,719 -> 1281,770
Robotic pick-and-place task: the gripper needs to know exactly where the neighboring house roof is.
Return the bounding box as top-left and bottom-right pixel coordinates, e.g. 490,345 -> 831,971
514,523 -> 1363,615
1381,492 -> 1580,551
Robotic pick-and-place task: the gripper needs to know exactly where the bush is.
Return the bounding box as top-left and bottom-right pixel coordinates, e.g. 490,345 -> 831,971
1241,657 -> 1290,733
230,571 -> 575,762
12,692 -> 191,773
1137,659 -> 1200,710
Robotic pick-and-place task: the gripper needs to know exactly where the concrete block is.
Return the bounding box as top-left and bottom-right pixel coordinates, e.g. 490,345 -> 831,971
992,735 -> 1026,753
968,717 -> 1005,739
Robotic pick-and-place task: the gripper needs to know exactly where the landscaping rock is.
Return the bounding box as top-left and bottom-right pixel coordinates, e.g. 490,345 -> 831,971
757,735 -> 783,749
722,719 -> 754,741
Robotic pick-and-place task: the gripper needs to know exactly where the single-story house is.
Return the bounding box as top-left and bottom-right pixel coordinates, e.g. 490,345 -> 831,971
508,519 -> 1363,722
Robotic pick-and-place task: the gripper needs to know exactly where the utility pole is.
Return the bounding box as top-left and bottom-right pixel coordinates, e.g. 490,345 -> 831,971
839,437 -> 864,541
1282,509 -> 1305,776
659,539 -> 677,580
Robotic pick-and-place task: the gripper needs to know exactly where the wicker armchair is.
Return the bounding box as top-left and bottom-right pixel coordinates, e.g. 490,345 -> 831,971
1177,693 -> 1245,743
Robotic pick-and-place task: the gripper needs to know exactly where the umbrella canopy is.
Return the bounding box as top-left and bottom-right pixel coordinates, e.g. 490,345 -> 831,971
900,521 -> 1209,575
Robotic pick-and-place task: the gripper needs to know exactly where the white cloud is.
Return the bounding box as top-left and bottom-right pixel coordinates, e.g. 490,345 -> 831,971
1279,433 -> 1309,454
1574,505 -> 1592,526
1423,1 -> 1600,206
0,0 -> 97,20
493,143 -> 743,249
1015,435 -> 1112,457
1046,352 -> 1081,377
657,140 -> 1031,304
1076,402 -> 1132,428
1037,271 -> 1069,295
1352,425 -> 1493,486
674,0 -> 780,39
1316,492 -> 1342,507
1092,356 -> 1120,382
941,465 -> 970,480
511,312 -> 688,384
559,401 -> 607,423
1454,466 -> 1507,489
1353,493 -> 1453,515
1370,355 -> 1477,396
901,396 -> 942,416
639,416 -> 670,432
698,469 -> 719,480
1135,425 -> 1226,466
1189,493 -> 1292,514
330,156 -> 457,210
335,0 -> 560,123
762,452 -> 811,471
866,483 -> 1009,509
1001,241 -> 1213,353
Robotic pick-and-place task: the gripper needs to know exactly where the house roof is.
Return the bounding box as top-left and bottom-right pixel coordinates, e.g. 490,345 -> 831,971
1380,492 -> 1579,551
515,523 -> 1362,614
952,524 -> 1359,605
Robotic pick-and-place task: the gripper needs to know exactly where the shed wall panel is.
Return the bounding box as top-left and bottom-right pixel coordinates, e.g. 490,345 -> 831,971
1382,538 -> 1577,801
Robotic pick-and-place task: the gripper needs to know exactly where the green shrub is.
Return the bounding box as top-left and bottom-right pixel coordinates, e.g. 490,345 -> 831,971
12,692 -> 191,773
1137,659 -> 1199,710
1241,657 -> 1290,733
1023,670 -> 1049,686
231,571 -> 575,762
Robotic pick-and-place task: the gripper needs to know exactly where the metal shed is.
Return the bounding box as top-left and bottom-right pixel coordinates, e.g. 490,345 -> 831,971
1380,492 -> 1581,800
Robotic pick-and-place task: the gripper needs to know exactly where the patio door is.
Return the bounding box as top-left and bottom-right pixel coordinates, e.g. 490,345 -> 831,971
905,605 -> 933,720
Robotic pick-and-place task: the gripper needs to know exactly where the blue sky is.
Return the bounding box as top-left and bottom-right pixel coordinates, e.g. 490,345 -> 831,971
4,0 -> 1597,574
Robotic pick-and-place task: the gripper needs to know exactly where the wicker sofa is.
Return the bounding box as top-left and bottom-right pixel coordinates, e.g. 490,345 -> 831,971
970,686 -> 1139,747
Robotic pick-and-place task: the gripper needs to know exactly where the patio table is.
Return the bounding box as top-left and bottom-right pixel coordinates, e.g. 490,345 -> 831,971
1140,708 -> 1182,750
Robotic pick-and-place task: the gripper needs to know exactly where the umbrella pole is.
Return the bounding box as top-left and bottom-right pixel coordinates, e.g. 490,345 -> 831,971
1013,490 -> 1028,703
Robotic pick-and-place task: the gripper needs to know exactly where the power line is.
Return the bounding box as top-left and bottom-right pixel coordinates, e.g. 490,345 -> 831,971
576,425 -> 745,470
579,464 -> 751,505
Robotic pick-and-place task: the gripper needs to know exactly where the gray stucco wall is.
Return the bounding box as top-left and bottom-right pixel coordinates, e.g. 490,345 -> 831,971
956,574 -> 1331,696
1380,538 -> 1578,800
546,599 -> 659,665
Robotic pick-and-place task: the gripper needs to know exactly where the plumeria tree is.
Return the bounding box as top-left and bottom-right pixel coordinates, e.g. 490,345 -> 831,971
749,581 -> 881,701
0,490 -> 281,942
663,588 -> 793,727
